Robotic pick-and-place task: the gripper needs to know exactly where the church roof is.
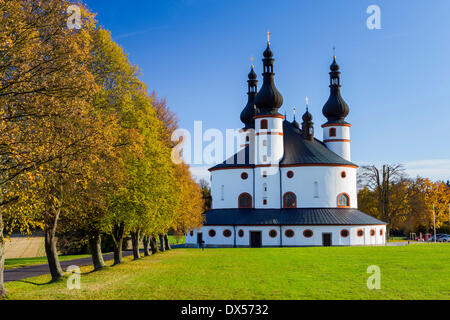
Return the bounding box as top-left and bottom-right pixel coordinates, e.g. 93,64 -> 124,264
208,120 -> 356,171
203,208 -> 387,226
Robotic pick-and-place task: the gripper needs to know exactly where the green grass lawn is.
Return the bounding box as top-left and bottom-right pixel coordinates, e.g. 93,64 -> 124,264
3,244 -> 450,300
4,254 -> 92,270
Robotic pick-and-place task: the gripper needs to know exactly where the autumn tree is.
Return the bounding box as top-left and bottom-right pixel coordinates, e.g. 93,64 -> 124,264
358,165 -> 405,239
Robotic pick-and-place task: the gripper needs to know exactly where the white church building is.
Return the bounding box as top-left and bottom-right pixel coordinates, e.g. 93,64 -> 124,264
186,40 -> 386,247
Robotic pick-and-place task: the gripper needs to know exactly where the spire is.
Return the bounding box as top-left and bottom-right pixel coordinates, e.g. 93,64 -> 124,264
322,55 -> 349,124
292,106 -> 300,129
302,96 -> 314,140
240,63 -> 258,128
254,33 -> 283,115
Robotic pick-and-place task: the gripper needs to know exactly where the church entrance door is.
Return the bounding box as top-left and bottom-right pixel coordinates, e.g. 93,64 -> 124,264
322,233 -> 332,246
197,232 -> 203,244
250,231 -> 262,248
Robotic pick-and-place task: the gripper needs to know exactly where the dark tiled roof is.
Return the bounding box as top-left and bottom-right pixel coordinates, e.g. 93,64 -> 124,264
209,120 -> 356,171
203,208 -> 386,226
280,120 -> 356,166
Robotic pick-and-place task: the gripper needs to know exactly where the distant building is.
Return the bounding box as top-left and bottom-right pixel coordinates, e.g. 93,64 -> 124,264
186,39 -> 386,247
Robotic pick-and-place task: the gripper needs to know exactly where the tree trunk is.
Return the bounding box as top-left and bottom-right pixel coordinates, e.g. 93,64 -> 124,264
164,234 -> 171,251
44,226 -> 64,282
131,231 -> 141,260
0,212 -> 6,298
112,223 -> 124,265
150,237 -> 158,254
143,236 -> 150,256
89,232 -> 106,270
159,234 -> 165,252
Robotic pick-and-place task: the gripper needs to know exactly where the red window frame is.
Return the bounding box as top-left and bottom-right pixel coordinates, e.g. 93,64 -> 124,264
303,229 -> 313,238
208,229 -> 216,237
357,229 -> 364,237
269,230 -> 278,238
261,119 -> 268,130
340,229 -> 349,238
223,230 -> 232,238
337,193 -> 350,208
283,192 -> 297,208
285,229 -> 295,238
329,128 -> 336,137
238,193 -> 252,208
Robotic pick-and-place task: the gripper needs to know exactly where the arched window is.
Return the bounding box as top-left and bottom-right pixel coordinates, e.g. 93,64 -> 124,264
283,192 -> 297,208
337,193 -> 350,208
261,119 -> 268,130
329,128 -> 336,137
238,230 -> 244,238
238,193 -> 252,208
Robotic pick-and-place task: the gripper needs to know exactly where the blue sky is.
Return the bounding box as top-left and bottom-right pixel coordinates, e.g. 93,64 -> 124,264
86,0 -> 450,182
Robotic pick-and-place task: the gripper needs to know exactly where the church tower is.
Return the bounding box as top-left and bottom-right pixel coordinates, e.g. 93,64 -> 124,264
253,34 -> 284,208
322,56 -> 351,161
239,63 -> 258,148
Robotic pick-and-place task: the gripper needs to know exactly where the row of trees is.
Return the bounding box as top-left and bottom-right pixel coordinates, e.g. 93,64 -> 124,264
0,0 -> 204,297
358,165 -> 450,237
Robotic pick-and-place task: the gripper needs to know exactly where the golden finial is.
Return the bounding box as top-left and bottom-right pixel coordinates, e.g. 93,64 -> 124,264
333,46 -> 336,59
293,106 -> 296,116
250,56 -> 254,68
266,30 -> 271,45
306,96 -> 309,111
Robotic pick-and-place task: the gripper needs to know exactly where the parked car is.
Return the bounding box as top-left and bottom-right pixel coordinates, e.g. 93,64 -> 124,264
430,234 -> 448,242
437,235 -> 450,242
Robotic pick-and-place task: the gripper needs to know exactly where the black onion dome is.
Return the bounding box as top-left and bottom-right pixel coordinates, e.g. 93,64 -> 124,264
322,56 -> 349,124
240,66 -> 258,128
248,67 -> 257,80
263,45 -> 273,58
330,56 -> 340,71
302,109 -> 313,122
254,44 -> 283,115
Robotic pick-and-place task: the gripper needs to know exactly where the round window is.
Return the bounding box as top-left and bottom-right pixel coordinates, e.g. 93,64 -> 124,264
303,230 -> 313,238
269,230 -> 278,238
241,172 -> 248,180
287,171 -> 294,179
238,230 -> 244,238
223,230 -> 232,238
285,229 -> 295,238
340,229 -> 349,238
357,229 -> 364,237
208,229 -> 216,237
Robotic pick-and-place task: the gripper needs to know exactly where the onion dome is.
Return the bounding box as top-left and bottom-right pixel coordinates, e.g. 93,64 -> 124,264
302,98 -> 314,140
302,109 -> 312,122
240,65 -> 258,129
254,43 -> 283,115
322,56 -> 349,124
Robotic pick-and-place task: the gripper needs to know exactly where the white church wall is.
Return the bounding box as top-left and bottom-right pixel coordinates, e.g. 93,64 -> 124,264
211,169 -> 254,209
280,166 -> 357,208
185,224 -> 386,247
254,167 -> 281,209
